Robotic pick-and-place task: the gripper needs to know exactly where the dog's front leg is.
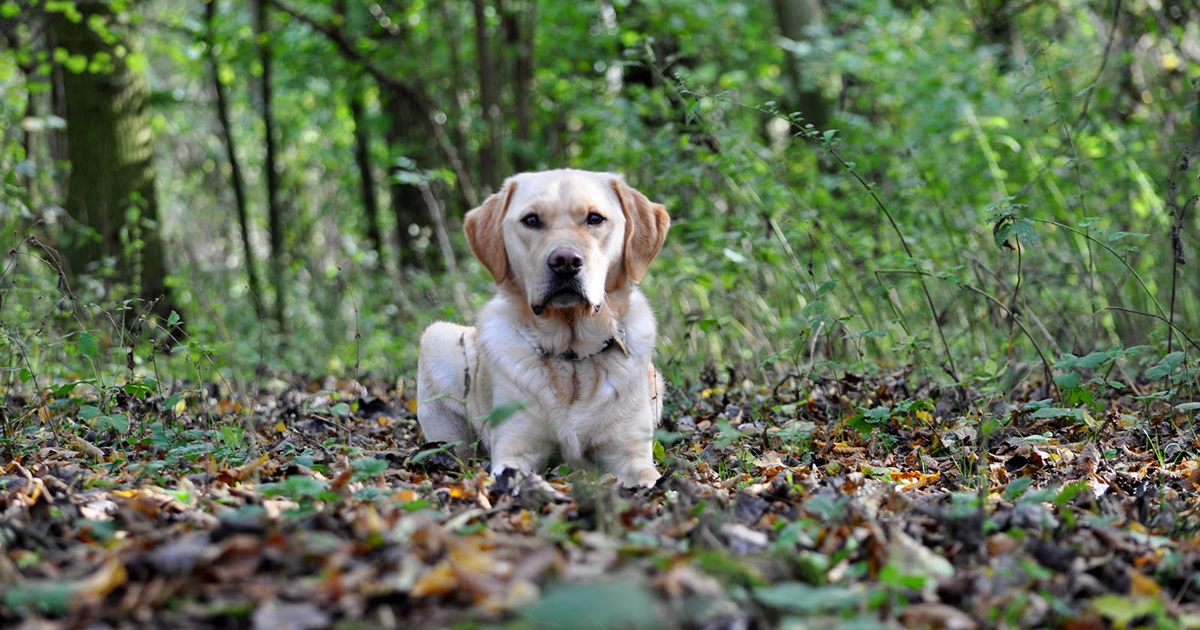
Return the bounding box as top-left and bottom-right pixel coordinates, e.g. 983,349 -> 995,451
485,408 -> 554,478
598,432 -> 661,489
486,412 -> 568,503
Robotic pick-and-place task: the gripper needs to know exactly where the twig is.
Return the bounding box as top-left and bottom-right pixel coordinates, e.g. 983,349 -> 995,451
828,146 -> 958,380
876,268 -> 1054,395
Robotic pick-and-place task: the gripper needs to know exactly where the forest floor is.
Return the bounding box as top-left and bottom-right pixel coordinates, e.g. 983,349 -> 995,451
2,368 -> 1200,630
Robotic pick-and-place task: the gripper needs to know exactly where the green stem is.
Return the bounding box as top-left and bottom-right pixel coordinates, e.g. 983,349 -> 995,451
1030,219 -> 1167,320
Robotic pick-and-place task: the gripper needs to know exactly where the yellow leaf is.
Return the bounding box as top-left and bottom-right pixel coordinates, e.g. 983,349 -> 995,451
406,398 -> 419,414
173,397 -> 186,414
275,421 -> 286,433
449,484 -> 471,499
1130,571 -> 1162,597
890,470 -> 940,490
78,558 -> 127,602
915,410 -> 933,424
112,489 -> 137,498
411,561 -> 457,597
37,406 -> 50,423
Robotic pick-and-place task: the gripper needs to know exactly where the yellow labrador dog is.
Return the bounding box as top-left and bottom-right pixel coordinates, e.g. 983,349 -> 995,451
417,169 -> 670,488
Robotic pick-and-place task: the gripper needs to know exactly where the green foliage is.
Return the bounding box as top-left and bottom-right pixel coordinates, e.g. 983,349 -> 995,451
1,0 -> 1197,449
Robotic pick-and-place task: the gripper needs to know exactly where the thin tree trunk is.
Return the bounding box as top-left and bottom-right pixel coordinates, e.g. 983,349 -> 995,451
382,87 -> 430,271
473,0 -> 501,189
205,0 -> 263,318
21,70 -> 37,205
501,0 -> 536,171
254,0 -> 286,329
437,0 -> 470,194
50,3 -> 171,314
419,181 -> 456,273
334,0 -> 384,258
772,0 -> 829,130
351,80 -> 384,258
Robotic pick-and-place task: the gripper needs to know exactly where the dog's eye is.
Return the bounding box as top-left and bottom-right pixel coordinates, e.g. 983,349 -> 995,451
586,213 -> 606,226
521,214 -> 542,229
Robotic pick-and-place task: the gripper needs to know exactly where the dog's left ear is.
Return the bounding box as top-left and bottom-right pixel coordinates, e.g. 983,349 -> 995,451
465,180 -> 518,284
612,178 -> 671,283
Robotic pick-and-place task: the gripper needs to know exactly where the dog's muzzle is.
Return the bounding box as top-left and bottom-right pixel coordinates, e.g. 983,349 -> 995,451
533,247 -> 589,315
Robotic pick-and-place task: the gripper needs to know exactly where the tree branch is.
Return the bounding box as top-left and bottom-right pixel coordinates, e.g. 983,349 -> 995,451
267,0 -> 478,206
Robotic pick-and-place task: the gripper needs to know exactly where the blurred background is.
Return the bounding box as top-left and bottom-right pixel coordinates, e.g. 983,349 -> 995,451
0,0 -> 1197,393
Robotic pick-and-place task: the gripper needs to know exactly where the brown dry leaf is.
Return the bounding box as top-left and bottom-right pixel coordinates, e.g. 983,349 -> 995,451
206,534 -> 265,582
899,602 -> 979,629
251,600 -> 331,630
68,434 -> 104,461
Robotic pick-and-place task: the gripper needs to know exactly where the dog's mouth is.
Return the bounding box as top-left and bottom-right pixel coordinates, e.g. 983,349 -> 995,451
532,284 -> 590,315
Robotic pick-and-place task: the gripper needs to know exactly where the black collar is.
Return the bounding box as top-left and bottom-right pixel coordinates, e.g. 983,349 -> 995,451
560,337 -> 615,361
543,328 -> 629,362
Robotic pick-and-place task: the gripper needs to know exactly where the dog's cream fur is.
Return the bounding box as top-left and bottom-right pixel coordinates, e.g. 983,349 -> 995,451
416,169 -> 670,488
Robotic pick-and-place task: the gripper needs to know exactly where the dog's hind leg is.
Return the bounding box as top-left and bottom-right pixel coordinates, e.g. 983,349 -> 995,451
416,322 -> 477,460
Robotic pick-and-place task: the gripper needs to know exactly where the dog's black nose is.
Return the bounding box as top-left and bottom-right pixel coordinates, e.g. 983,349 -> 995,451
547,248 -> 584,278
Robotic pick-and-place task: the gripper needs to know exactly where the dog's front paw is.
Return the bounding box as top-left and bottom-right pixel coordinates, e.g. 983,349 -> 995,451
619,467 -> 661,490
493,468 -> 570,508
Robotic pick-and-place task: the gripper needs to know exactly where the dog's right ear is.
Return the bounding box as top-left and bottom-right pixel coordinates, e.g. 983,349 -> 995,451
464,180 -> 518,284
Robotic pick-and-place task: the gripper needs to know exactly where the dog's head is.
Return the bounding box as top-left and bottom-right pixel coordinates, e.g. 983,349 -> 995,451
464,170 -> 670,316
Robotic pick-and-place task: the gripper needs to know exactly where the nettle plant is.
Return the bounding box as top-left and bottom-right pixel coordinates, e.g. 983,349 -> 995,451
1051,346 -> 1150,407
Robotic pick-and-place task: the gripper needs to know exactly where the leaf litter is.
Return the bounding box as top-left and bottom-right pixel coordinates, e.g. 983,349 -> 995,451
1,369 -> 1199,629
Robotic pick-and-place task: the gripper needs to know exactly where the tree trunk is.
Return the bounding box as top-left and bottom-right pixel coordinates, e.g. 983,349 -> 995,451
979,0 -> 1015,71
381,87 -> 433,271
50,2 -> 170,314
351,79 -> 384,258
437,0 -> 471,193
206,0 -> 264,318
254,0 -> 286,329
501,0 -> 536,171
772,0 -> 829,130
473,0 -> 501,189
335,0 -> 384,258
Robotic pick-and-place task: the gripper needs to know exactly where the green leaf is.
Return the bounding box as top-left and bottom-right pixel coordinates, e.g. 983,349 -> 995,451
1176,402 -> 1200,412
261,475 -> 328,499
1008,218 -> 1040,247
0,2 -> 20,19
167,310 -> 181,327
1003,477 -> 1034,500
1074,351 -> 1109,370
330,402 -> 351,416
2,581 -> 73,615
351,457 -> 388,477
1030,407 -> 1083,420
18,367 -> 33,383
162,392 -> 183,412
79,405 -> 102,420
863,406 -> 891,423
1106,231 -> 1148,242
1090,594 -> 1162,628
1146,352 -> 1185,381
78,331 -> 98,358
97,414 -> 129,434
753,582 -> 866,614
485,401 -> 526,426
1053,371 -> 1082,390
520,580 -> 663,630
